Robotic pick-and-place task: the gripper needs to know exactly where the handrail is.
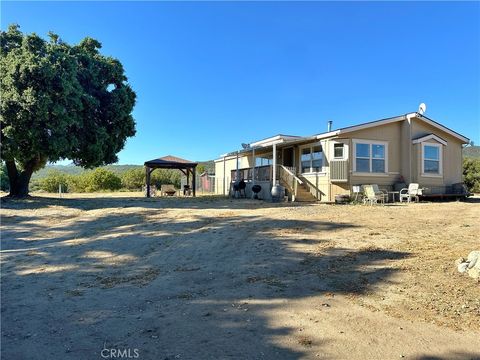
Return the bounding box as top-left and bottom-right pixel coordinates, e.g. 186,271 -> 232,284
279,165 -> 303,185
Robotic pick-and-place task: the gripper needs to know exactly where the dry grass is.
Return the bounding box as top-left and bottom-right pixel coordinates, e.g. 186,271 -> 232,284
1,192 -> 479,358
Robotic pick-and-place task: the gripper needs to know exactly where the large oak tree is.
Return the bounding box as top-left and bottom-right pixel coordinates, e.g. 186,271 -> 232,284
1,25 -> 136,197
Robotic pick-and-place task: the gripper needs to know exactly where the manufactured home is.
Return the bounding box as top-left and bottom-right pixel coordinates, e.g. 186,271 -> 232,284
214,112 -> 470,202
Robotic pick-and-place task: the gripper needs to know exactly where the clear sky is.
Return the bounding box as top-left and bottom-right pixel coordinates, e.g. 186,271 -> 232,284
2,1 -> 479,164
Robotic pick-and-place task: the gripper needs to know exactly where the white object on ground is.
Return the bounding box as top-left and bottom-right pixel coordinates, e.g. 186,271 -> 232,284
457,262 -> 469,273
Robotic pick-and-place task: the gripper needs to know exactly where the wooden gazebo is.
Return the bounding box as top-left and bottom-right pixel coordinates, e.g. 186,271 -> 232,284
144,155 -> 198,197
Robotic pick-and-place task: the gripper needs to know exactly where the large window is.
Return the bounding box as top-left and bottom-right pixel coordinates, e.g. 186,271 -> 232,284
422,143 -> 442,175
255,156 -> 272,167
301,145 -> 323,173
354,141 -> 387,173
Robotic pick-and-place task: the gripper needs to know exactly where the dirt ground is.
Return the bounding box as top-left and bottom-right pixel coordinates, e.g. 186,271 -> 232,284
1,192 -> 479,360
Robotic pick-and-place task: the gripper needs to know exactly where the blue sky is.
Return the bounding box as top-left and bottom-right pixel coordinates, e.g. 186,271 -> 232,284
2,1 -> 479,164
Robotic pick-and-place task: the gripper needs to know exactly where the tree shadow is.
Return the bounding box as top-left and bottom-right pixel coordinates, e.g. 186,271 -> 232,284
1,198 -> 418,359
1,195 -> 315,212
413,353 -> 480,360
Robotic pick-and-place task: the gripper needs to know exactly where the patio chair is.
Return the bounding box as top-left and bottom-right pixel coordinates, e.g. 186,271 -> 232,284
371,184 -> 388,203
399,183 -> 422,203
362,184 -> 385,205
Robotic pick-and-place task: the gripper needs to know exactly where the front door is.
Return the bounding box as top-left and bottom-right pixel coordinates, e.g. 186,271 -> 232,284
283,147 -> 294,167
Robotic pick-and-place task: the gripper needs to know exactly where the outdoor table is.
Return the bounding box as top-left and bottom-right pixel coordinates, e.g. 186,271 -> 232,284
388,191 -> 399,203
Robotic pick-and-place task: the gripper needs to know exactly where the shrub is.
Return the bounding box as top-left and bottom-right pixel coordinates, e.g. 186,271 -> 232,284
66,173 -> 89,193
150,169 -> 181,189
121,168 -> 145,190
463,158 -> 480,193
82,168 -> 122,192
39,171 -> 70,193
0,163 -> 9,191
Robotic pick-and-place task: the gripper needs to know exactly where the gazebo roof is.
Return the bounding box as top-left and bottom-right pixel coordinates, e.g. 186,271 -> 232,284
144,155 -> 198,168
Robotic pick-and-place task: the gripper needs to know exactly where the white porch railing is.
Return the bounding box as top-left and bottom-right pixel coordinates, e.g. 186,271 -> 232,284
278,165 -> 303,199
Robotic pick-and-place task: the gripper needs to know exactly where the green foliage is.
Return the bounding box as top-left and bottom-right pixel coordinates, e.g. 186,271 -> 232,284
120,167 -> 182,190
150,169 -> 181,189
463,158 -> 480,193
0,25 -> 136,196
196,164 -> 206,174
81,168 -> 122,192
25,165 -> 185,193
39,170 -> 70,193
121,168 -> 145,190
0,163 -> 10,191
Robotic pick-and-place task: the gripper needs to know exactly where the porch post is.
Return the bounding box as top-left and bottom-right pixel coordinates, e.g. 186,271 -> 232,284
236,151 -> 239,181
252,147 -> 256,187
272,143 -> 277,185
223,156 -> 226,196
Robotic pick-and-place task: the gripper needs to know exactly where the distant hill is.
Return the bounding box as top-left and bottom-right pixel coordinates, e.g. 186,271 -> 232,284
31,160 -> 215,180
463,146 -> 480,159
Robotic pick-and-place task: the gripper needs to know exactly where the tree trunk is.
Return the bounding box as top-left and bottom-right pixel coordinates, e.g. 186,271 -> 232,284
5,160 -> 36,198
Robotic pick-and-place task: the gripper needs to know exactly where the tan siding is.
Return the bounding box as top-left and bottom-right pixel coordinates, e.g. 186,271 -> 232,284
412,118 -> 464,187
214,154 -> 253,195
301,173 -> 330,201
346,122 -> 403,185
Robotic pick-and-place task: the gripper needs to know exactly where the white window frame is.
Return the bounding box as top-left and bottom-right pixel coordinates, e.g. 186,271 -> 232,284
421,142 -> 443,177
331,141 -> 348,160
352,139 -> 389,174
299,143 -> 325,174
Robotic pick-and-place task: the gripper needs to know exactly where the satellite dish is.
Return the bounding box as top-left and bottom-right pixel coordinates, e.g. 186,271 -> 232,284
418,103 -> 427,115
241,143 -> 250,149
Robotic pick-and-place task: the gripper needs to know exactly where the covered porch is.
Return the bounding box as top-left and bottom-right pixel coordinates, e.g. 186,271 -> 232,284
222,134 -> 350,201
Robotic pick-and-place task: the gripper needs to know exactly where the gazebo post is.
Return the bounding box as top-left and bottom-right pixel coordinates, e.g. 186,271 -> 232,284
192,166 -> 196,197
144,156 -> 198,198
145,166 -> 151,197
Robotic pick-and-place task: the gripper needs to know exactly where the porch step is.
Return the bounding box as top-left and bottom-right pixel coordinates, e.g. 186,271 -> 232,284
294,181 -> 318,203
279,176 -> 318,203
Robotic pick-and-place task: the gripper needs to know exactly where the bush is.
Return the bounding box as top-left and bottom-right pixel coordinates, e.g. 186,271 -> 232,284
121,168 -> 145,190
0,163 -> 9,191
82,168 -> 122,192
120,168 -> 182,190
150,169 -> 181,189
39,170 -> 70,193
463,158 -> 480,193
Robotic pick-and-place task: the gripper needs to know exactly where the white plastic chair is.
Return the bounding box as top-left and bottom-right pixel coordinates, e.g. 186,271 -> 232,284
399,183 -> 422,203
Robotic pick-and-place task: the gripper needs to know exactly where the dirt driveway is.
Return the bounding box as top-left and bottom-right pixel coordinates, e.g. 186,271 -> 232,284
1,194 -> 479,359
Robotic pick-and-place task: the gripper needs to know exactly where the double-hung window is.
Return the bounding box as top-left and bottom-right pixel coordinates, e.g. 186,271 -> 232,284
301,145 -> 323,173
422,143 -> 442,175
354,140 -> 387,173
333,143 -> 345,159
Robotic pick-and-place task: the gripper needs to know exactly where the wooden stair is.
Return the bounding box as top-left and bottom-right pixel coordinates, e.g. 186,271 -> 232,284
294,181 -> 318,202
280,176 -> 317,203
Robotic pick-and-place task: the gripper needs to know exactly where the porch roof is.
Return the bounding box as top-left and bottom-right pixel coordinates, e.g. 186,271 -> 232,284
217,135 -> 317,159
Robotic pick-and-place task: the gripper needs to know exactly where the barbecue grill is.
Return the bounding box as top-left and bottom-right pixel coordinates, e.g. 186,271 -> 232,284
252,184 -> 262,199
233,179 -> 246,198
